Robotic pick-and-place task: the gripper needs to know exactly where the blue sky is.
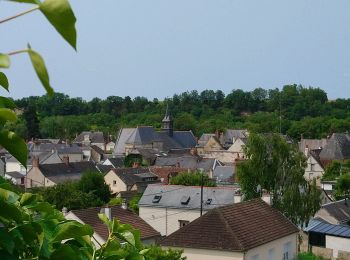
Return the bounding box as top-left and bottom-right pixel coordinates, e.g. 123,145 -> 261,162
1,0 -> 350,100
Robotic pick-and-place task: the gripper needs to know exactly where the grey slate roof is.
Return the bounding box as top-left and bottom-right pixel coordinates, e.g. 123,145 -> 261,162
114,128 -> 136,155
172,131 -> 197,148
74,131 -> 105,144
114,127 -> 196,155
109,168 -> 159,186
319,133 -> 350,161
39,161 -> 96,184
320,199 -> 350,224
139,184 -> 238,210
299,138 -> 328,153
154,155 -> 219,172
6,171 -> 24,179
106,157 -> 124,168
306,219 -> 350,238
224,129 -> 248,146
197,134 -> 215,147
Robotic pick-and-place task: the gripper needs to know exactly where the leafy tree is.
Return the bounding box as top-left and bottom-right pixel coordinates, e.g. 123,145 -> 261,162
335,174 -> 350,200
128,193 -> 142,214
146,246 -> 186,260
237,134 -> 321,227
22,103 -> 41,139
170,171 -> 216,187
78,170 -> 110,203
322,161 -> 342,181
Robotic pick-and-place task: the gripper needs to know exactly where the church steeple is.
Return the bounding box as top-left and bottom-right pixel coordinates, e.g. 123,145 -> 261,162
162,104 -> 173,137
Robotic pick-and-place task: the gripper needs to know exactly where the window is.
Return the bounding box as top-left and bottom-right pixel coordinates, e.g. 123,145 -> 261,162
178,220 -> 189,228
268,248 -> 275,260
283,242 -> 292,260
310,163 -> 315,171
251,254 -> 259,260
205,198 -> 213,205
113,180 -> 117,186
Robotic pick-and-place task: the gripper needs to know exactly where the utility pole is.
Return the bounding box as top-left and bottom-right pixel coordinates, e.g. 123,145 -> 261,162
200,172 -> 203,216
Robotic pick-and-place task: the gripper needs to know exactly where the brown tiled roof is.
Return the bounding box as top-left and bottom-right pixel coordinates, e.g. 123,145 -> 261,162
149,166 -> 187,184
71,206 -> 160,241
161,199 -> 298,251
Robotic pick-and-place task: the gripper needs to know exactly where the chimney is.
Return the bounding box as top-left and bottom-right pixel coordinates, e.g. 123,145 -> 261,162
62,156 -> 69,166
261,190 -> 273,205
121,199 -> 127,210
215,130 -> 219,139
32,156 -> 39,167
62,207 -> 68,216
190,148 -> 198,156
304,145 -> 309,157
234,189 -> 243,203
176,162 -> 180,168
132,161 -> 140,168
102,207 -> 112,220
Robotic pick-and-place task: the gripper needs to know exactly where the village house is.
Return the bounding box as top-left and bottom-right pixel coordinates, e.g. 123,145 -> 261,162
64,204 -> 161,247
5,171 -> 25,186
113,109 -> 196,157
138,184 -> 239,236
104,167 -> 160,195
74,131 -> 105,150
154,150 -> 223,178
303,218 -> 350,259
303,148 -> 325,186
314,199 -> 350,225
318,133 -> 350,167
25,156 -> 96,188
149,166 -> 187,184
160,198 -> 299,260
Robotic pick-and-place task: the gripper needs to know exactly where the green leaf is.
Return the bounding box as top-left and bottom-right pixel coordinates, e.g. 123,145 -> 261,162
27,47 -> 54,97
115,230 -> 135,247
0,188 -> 20,204
0,130 -> 27,167
9,0 -> 40,4
52,221 -> 93,242
0,228 -> 15,253
20,193 -> 39,206
51,244 -> 77,260
0,108 -> 17,124
98,213 -> 112,231
39,0 -> 77,49
0,97 -> 16,109
0,54 -> 10,68
0,199 -> 22,223
0,72 -> 9,91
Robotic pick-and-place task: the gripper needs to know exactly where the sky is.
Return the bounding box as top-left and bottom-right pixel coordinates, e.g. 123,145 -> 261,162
1,0 -> 350,101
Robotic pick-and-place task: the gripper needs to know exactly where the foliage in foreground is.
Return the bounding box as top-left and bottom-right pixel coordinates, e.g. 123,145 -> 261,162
298,252 -> 325,260
169,171 -> 217,187
0,176 -> 184,259
237,133 -> 321,227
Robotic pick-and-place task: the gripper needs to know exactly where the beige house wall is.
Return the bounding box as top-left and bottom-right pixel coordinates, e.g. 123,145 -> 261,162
314,208 -> 338,225
304,155 -> 324,186
104,170 -> 127,194
26,167 -> 45,188
198,150 -> 236,164
165,233 -> 297,260
326,235 -> 350,258
227,138 -> 246,158
139,206 -> 205,236
167,247 -> 243,260
6,162 -> 22,173
245,233 -> 298,260
59,153 -> 83,163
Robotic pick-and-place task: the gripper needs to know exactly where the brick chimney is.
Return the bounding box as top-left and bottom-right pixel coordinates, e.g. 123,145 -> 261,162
132,161 -> 140,168
62,156 -> 69,166
32,156 -> 39,167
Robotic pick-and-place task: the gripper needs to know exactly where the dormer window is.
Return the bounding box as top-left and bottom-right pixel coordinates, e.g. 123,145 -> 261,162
180,196 -> 190,205
152,195 -> 162,203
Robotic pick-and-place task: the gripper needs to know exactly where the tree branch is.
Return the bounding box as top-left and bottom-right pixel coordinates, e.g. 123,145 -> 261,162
7,49 -> 29,56
0,7 -> 39,25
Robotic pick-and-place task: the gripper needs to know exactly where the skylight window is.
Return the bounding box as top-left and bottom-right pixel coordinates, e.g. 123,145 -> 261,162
152,195 -> 162,203
205,198 -> 212,205
180,196 -> 191,205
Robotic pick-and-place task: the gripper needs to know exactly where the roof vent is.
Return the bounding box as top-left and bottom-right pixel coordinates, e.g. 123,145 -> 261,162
152,195 -> 162,203
180,196 -> 190,205
205,198 -> 212,205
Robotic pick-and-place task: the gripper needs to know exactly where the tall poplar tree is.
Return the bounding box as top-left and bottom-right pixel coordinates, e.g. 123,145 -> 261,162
237,133 -> 321,227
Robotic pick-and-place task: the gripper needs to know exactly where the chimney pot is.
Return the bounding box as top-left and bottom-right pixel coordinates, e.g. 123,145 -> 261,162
32,156 -> 39,167
62,156 -> 69,165
121,199 -> 127,210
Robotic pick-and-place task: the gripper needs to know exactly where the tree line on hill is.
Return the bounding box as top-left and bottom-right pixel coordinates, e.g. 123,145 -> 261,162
8,84 -> 350,140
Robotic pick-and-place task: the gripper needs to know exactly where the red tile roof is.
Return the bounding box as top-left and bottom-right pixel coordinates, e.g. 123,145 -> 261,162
71,206 -> 160,241
161,199 -> 298,251
149,166 -> 187,184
